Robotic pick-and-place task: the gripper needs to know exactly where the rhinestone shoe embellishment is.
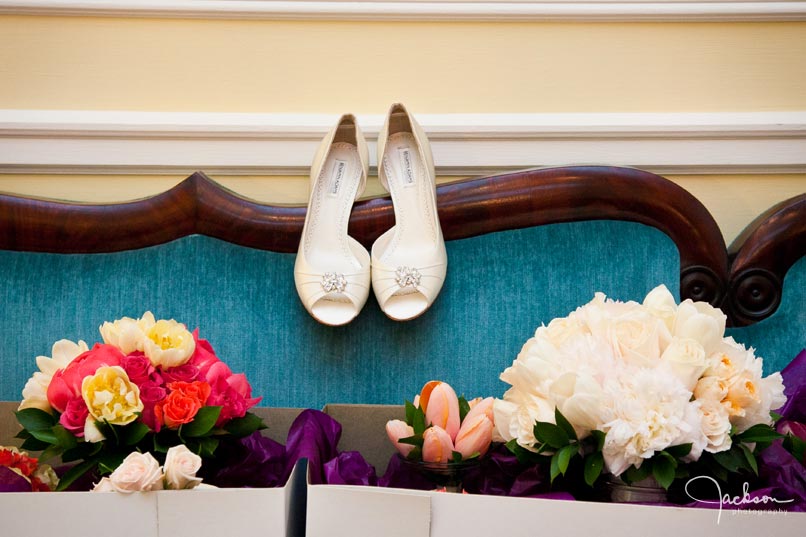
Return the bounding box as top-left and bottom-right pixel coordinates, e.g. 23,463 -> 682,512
395,266 -> 422,288
321,272 -> 347,293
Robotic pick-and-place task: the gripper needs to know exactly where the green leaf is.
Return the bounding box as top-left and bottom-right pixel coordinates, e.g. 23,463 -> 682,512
676,467 -> 690,480
180,406 -> 222,438
14,429 -> 32,440
29,428 -> 58,444
153,433 -> 171,454
664,443 -> 692,459
56,460 -> 98,491
652,456 -> 675,490
451,451 -> 463,464
549,452 -> 561,484
411,405 -> 426,435
505,439 -> 542,466
584,451 -> 604,487
770,411 -> 783,422
711,463 -> 729,483
61,440 -> 102,463
458,396 -> 471,423
398,434 -> 424,447
557,444 -> 577,476
739,443 -> 759,476
223,412 -> 266,437
15,408 -> 57,432
713,448 -> 744,472
622,463 -> 651,485
783,434 -> 806,462
554,407 -> 577,442
405,400 -> 416,426
20,436 -> 50,451
97,453 -> 127,475
52,425 -> 78,450
38,444 -> 64,464
104,420 -> 121,444
196,437 -> 220,458
736,424 -> 783,443
590,430 -> 606,452
533,421 -> 570,450
120,422 -> 150,446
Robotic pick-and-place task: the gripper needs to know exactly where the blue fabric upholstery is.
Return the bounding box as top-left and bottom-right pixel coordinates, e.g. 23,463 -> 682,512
728,256 -> 806,375
1,221 -> 679,407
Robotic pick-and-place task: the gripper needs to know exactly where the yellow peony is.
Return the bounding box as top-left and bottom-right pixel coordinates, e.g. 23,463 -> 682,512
81,366 -> 143,426
143,319 -> 195,368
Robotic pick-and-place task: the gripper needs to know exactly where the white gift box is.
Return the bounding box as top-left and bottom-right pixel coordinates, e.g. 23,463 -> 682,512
0,404 -> 306,537
2,467 -> 302,537
305,404 -> 806,537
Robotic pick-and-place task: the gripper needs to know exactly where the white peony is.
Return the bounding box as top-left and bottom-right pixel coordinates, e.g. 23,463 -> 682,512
164,445 -> 203,490
143,318 -> 195,368
601,368 -> 706,476
19,339 -> 89,413
99,312 -> 155,354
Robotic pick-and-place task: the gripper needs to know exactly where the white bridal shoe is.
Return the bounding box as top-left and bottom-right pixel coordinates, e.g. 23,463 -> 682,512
371,103 -> 448,321
294,114 -> 371,326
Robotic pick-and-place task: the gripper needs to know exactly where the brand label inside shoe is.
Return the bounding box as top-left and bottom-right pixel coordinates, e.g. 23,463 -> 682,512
329,160 -> 347,196
398,148 -> 415,187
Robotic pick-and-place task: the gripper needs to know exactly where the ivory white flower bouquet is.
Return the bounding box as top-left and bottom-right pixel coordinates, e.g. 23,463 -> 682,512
14,312 -> 265,491
493,285 -> 787,491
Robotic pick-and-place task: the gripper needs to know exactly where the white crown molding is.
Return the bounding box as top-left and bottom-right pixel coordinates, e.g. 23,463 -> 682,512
1,110 -> 805,176
1,0 -> 805,22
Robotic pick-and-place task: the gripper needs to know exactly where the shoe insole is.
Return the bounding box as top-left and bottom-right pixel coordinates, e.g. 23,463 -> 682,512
303,142 -> 363,279
381,132 -> 439,266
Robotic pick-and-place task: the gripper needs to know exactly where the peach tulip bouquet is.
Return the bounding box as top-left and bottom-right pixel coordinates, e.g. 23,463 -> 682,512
386,381 -> 495,465
14,312 -> 265,491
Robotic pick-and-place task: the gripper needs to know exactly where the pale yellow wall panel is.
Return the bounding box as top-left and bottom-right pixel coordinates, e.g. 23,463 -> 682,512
1,16 -> 805,112
667,175 -> 806,247
1,173 -> 803,246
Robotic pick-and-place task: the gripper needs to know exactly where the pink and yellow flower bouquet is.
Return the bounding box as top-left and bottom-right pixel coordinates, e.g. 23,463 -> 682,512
14,312 -> 265,490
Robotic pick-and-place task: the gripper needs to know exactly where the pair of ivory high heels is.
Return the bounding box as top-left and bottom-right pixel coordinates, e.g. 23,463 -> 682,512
294,104 -> 447,326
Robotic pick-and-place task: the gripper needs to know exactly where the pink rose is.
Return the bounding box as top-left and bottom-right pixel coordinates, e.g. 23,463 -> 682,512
138,381 -> 168,432
187,332 -> 221,377
59,397 -> 89,437
161,364 -> 201,384
121,352 -> 160,386
47,344 -> 124,413
208,373 -> 261,426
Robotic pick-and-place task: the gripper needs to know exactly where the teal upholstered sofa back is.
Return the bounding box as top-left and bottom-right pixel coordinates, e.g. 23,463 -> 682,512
728,256 -> 806,373
0,222 -> 678,407
0,169 -> 801,407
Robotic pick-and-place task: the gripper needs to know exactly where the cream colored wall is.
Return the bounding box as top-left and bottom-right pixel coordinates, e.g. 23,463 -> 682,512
1,15 -> 804,246
1,17 -> 805,112
0,173 -> 802,246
